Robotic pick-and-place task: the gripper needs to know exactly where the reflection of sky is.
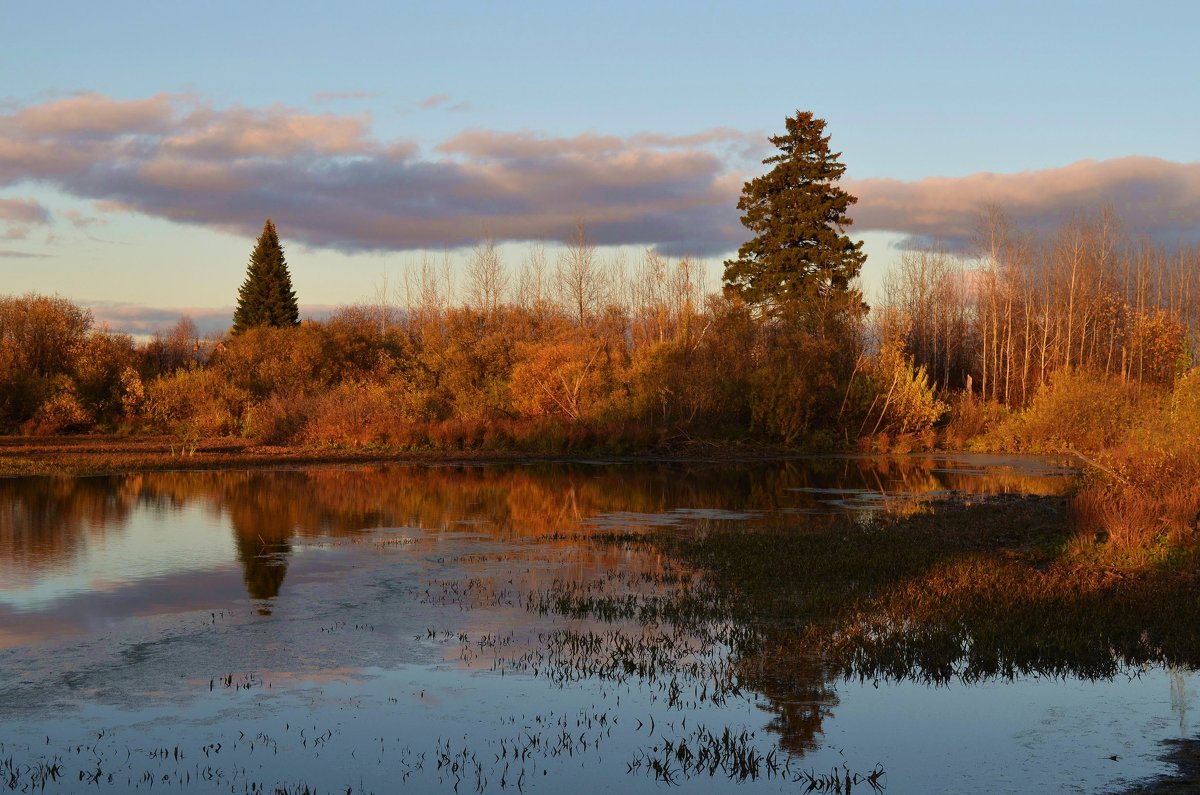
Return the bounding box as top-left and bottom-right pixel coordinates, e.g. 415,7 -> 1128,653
0,503 -> 233,612
829,670 -> 1197,792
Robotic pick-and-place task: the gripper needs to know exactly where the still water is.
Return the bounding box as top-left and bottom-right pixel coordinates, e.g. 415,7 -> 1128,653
0,456 -> 1190,793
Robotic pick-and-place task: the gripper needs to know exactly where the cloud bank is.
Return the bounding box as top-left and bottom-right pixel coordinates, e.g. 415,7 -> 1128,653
848,157 -> 1200,250
0,92 -> 750,256
4,93 -> 1198,258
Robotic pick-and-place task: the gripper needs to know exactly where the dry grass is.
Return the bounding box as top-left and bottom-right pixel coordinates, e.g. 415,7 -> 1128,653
948,368 -> 1200,564
1070,448 -> 1200,564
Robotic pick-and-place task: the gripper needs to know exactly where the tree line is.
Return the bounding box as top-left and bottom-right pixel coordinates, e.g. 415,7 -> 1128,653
1,111 -> 1196,461
884,207 -> 1195,403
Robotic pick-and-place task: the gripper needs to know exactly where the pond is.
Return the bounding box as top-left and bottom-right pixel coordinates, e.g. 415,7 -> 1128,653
0,455 -> 1191,793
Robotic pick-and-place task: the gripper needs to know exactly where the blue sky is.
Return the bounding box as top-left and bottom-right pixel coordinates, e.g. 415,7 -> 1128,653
2,1 -> 1198,332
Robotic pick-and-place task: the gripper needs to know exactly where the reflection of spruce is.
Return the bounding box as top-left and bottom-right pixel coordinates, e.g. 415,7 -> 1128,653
231,521 -> 291,601
222,472 -> 298,601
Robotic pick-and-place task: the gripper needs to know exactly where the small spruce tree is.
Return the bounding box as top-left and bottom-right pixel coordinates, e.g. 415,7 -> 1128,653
232,219 -> 300,334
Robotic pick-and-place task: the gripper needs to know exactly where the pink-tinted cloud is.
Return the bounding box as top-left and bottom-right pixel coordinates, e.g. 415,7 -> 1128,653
12,93 -> 1192,259
417,93 -> 450,110
849,157 -> 1200,249
62,209 -> 105,229
0,197 -> 51,225
0,92 -> 746,255
12,92 -> 176,137
163,105 -> 374,158
0,197 -> 51,241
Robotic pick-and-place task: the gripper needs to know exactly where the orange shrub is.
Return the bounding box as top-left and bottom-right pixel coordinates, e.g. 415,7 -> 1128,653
1006,369 -> 1148,453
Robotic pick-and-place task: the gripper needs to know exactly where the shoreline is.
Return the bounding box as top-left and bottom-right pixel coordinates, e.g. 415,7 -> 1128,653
0,433 -> 1078,477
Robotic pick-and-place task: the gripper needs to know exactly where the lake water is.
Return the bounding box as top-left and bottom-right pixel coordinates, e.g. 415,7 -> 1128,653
0,456 -> 1192,793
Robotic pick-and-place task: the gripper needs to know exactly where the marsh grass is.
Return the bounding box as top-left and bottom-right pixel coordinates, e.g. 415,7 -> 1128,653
595,494 -> 1200,753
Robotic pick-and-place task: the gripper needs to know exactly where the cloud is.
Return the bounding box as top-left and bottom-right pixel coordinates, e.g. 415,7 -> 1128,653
87,301 -> 336,337
849,157 -> 1200,250
311,90 -> 378,104
0,197 -> 51,225
0,92 -> 748,256
86,302 -> 235,337
417,93 -> 450,110
0,248 -> 50,258
0,197 -> 51,241
12,93 -> 1193,260
62,209 -> 105,229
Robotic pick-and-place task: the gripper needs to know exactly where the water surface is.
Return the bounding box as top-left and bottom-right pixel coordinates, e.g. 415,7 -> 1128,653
0,456 -> 1190,793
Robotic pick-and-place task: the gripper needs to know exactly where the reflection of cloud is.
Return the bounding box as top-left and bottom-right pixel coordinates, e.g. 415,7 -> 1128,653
849,157 -> 1200,250
0,92 -> 748,256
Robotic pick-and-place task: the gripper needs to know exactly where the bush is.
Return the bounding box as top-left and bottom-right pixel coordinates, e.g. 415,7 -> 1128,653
940,393 -> 1010,450
300,381 -> 396,448
27,380 -> 92,435
856,326 -> 948,444
144,368 -> 245,436
1004,369 -> 1147,453
1067,368 -> 1200,562
243,393 -> 311,444
212,325 -> 333,399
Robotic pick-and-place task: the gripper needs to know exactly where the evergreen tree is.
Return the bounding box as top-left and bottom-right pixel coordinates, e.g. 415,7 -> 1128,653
723,111 -> 866,322
232,219 -> 300,334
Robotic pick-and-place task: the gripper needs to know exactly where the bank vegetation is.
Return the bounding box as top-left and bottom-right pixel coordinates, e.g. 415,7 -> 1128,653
0,210 -> 1196,562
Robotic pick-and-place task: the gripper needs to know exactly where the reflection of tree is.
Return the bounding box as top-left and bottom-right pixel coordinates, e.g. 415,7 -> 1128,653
0,475 -> 136,572
232,529 -> 290,600
742,651 -> 839,756
225,473 -> 294,601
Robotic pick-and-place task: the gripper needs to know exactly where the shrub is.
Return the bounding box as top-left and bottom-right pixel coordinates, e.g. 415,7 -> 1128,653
27,380 -> 92,435
212,325 -> 332,399
243,393 -> 311,445
941,393 -> 1010,450
1067,368 -> 1200,562
301,381 -> 396,448
857,326 -> 948,443
1007,369 -> 1147,453
144,368 -> 245,436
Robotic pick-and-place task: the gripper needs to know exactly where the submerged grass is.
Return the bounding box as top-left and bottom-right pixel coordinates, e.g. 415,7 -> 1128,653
592,493 -> 1200,754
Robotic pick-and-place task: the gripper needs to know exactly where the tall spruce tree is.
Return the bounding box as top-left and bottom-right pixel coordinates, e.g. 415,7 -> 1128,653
723,111 -> 866,322
232,219 -> 300,334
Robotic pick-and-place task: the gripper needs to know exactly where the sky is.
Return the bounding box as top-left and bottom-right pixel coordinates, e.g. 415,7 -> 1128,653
1,1 -> 1198,334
